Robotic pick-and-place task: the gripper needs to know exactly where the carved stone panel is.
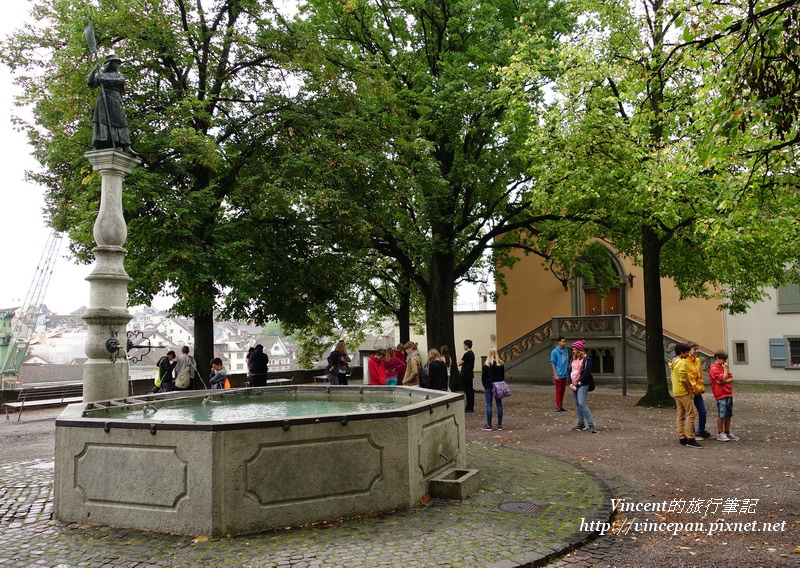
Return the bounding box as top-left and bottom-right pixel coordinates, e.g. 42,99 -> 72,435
245,437 -> 382,505
75,444 -> 187,508
418,415 -> 460,476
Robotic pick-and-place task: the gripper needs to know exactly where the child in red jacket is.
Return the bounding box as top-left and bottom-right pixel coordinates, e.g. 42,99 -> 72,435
709,350 -> 739,442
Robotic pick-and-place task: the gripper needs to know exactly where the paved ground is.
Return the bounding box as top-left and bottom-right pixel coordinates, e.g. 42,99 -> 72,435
1,383 -> 798,567
463,383 -> 800,567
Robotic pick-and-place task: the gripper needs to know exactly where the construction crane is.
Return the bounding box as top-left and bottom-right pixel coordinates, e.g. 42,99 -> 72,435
0,232 -> 62,387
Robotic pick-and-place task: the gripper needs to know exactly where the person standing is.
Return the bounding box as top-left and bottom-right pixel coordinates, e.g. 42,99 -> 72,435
426,348 -> 449,391
480,347 -> 505,431
334,341 -> 351,385
402,341 -> 422,386
157,350 -> 177,393
686,341 -> 710,440
709,350 -> 739,441
173,345 -> 196,390
569,340 -> 597,434
458,340 -> 476,412
245,346 -> 255,383
550,337 -> 570,413
368,349 -> 387,385
670,343 -> 702,448
248,344 -> 269,387
209,358 -> 228,389
384,348 -> 406,386
440,345 -> 453,390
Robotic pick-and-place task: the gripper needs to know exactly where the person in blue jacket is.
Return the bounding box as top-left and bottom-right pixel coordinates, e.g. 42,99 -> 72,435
550,336 -> 570,413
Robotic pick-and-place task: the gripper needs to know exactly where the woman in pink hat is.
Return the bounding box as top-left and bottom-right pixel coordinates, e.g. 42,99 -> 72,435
569,340 -> 597,433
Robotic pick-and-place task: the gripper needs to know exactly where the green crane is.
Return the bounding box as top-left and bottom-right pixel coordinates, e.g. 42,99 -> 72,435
0,232 -> 62,387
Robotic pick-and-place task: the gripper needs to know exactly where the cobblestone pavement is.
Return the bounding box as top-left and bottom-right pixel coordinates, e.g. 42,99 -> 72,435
0,443 -> 612,568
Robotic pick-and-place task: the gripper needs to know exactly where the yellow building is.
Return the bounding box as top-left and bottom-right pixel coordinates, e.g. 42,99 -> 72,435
496,246 -> 724,384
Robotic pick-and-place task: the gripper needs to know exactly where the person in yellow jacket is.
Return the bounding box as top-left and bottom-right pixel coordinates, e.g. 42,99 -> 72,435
669,343 -> 702,448
686,341 -> 710,440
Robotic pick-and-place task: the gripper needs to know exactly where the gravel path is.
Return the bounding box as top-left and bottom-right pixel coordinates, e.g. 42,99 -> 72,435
464,383 -> 799,567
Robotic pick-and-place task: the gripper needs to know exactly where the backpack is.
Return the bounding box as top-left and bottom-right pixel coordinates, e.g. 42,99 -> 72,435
175,358 -> 192,389
583,357 -> 595,391
418,359 -> 429,388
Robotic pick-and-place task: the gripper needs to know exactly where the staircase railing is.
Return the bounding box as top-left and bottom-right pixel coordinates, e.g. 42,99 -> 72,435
499,315 -> 712,370
498,315 -> 619,363
497,320 -> 553,362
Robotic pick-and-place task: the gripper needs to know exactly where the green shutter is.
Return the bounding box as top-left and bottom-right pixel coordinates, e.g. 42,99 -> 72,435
777,283 -> 800,312
769,338 -> 787,367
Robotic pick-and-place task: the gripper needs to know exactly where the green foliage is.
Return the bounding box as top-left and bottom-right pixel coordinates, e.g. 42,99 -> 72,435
507,0 -> 800,309
686,1 -> 800,154
504,0 -> 800,404
0,0 -> 347,331
285,0 -> 576,350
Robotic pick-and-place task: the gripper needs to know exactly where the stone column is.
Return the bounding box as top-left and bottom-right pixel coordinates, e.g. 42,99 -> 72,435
82,149 -> 140,402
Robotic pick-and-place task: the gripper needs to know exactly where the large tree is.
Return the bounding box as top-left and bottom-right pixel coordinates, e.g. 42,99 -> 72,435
1,0 -> 352,378
505,0 -> 800,405
279,0 -> 574,383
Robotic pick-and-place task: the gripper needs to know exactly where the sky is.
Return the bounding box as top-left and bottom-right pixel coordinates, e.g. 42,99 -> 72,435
0,5 -> 95,315
0,4 -> 493,317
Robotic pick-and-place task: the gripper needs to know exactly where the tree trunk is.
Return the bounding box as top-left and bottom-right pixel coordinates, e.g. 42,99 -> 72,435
425,251 -> 459,390
396,282 -> 411,346
193,310 -> 214,390
636,225 -> 674,407
635,0 -> 673,407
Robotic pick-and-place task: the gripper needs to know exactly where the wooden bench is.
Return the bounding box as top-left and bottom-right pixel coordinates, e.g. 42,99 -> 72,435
3,384 -> 83,421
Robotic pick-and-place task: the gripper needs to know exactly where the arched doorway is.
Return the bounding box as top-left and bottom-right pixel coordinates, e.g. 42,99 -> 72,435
572,245 -> 627,316
568,245 -> 628,385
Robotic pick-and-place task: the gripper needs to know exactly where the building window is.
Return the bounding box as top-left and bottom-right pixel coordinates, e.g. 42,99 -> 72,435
587,348 -> 614,374
777,282 -> 800,312
789,338 -> 800,367
733,341 -> 748,365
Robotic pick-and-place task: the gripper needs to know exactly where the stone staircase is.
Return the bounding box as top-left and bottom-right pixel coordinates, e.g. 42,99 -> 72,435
498,316 -> 712,383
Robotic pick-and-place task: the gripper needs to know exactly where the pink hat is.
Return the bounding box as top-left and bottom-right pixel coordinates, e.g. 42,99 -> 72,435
571,339 -> 586,351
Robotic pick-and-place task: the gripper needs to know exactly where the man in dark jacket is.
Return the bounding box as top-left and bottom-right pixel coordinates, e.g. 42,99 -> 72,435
249,344 -> 269,386
157,351 -> 177,392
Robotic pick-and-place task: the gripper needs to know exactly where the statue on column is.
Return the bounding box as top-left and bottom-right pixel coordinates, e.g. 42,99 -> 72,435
87,53 -> 138,157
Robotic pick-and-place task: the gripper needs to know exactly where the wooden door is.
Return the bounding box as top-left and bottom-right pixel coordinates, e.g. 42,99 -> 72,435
604,288 -> 621,315
584,287 -> 621,315
585,289 -> 602,315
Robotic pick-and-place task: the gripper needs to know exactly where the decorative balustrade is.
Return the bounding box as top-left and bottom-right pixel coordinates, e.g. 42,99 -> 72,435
553,316 -> 620,336
498,316 -> 619,362
500,315 -> 712,370
497,320 -> 553,362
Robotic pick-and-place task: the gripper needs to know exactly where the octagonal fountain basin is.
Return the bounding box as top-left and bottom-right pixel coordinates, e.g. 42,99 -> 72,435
54,385 -> 466,536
